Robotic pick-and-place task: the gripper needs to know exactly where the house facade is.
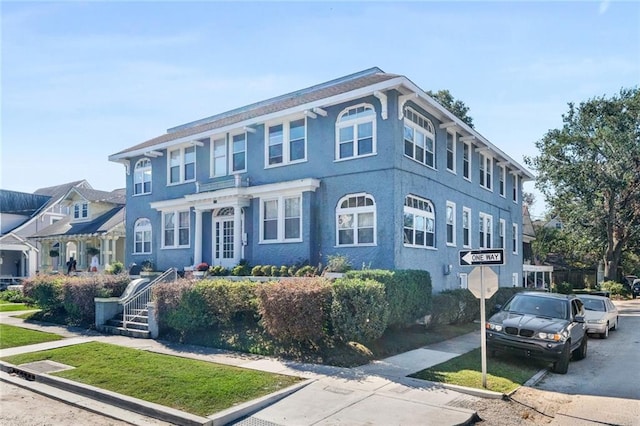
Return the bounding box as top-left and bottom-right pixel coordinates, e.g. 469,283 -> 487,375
109,68 -> 534,292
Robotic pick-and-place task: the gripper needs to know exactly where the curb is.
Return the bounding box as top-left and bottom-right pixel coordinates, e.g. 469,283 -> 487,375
0,360 -> 313,426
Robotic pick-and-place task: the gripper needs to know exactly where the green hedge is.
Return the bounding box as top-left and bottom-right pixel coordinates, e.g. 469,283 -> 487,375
345,269 -> 431,327
331,278 -> 389,342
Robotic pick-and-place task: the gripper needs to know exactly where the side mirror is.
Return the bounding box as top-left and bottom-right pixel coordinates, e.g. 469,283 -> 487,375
574,314 -> 585,324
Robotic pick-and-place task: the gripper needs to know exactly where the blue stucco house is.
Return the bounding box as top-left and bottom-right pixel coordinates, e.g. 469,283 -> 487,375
109,68 -> 534,292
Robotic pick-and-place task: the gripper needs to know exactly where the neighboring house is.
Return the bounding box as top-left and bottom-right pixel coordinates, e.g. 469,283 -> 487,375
522,204 -> 536,264
29,186 -> 127,272
109,67 -> 534,292
0,180 -> 88,278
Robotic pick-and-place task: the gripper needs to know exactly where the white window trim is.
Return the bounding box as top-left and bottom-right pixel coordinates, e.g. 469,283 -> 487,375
499,165 -> 506,198
265,117 -> 307,168
479,212 -> 493,249
446,131 -> 457,174
73,202 -> 89,221
133,218 -> 152,254
259,194 -> 303,244
512,173 -> 519,204
463,141 -> 472,181
167,144 -> 196,185
512,223 -> 519,254
479,152 -> 493,191
403,106 -> 436,169
462,207 -> 472,248
403,195 -> 436,249
210,135 -> 228,178
446,201 -> 456,247
133,158 -> 152,196
499,218 -> 506,249
335,103 -> 377,161
230,132 -> 247,174
161,210 -> 191,249
336,193 -> 377,247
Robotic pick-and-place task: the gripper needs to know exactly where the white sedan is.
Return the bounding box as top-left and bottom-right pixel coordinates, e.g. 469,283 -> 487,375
578,294 -> 619,339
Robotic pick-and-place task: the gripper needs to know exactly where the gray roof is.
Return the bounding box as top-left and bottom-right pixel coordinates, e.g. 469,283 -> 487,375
30,206 -> 125,239
72,187 -> 126,205
0,190 -> 51,216
112,67 -> 398,157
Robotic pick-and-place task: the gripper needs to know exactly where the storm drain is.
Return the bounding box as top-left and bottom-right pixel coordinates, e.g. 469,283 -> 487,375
231,418 -> 283,426
11,360 -> 75,381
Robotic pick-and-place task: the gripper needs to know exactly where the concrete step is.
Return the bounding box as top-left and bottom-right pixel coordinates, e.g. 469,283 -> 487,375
97,324 -> 151,339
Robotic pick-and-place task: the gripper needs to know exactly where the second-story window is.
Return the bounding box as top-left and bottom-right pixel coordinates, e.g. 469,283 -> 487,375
266,118 -> 306,167
168,146 -> 196,184
463,142 -> 471,180
499,165 -> 506,197
336,104 -> 376,160
479,152 -> 492,190
446,132 -> 456,173
232,133 -> 246,173
133,158 -> 152,195
73,202 -> 88,219
212,137 -> 227,177
512,174 -> 519,203
404,106 -> 435,168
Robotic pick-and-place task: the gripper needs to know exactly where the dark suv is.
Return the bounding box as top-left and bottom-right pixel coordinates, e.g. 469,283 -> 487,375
486,292 -> 587,374
632,279 -> 640,299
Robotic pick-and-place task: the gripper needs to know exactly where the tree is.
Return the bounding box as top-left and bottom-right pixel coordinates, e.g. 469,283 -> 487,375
525,87 -> 640,280
426,90 -> 474,128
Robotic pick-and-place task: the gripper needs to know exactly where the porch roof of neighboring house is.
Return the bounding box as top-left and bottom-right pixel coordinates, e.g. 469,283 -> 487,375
0,190 -> 51,217
29,207 -> 125,241
0,232 -> 38,251
108,67 -> 534,181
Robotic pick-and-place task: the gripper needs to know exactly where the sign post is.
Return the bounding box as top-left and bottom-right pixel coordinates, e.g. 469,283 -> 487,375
460,249 -> 504,388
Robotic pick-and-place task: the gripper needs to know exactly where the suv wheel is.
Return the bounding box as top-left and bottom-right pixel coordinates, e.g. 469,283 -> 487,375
553,342 -> 571,374
573,336 -> 587,360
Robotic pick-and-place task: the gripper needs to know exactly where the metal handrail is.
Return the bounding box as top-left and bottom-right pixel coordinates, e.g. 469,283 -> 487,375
122,268 -> 177,329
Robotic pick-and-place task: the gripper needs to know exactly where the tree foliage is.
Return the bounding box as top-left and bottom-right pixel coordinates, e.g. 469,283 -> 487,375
525,87 -> 640,279
426,89 -> 474,128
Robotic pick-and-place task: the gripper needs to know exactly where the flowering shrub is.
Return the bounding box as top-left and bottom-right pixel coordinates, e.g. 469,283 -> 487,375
196,262 -> 209,272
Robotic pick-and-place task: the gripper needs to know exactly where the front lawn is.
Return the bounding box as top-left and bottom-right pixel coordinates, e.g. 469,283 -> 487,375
1,341 -> 303,416
410,348 -> 548,394
0,301 -> 34,312
0,323 -> 64,349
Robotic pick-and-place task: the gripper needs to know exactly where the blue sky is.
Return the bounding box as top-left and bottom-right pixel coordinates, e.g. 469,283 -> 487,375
2,1 -> 638,219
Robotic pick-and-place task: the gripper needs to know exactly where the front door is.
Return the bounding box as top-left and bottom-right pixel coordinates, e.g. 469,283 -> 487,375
213,208 -> 235,268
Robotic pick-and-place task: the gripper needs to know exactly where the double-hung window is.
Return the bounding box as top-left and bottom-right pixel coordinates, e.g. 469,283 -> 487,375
168,145 -> 196,184
479,153 -> 492,190
479,212 -> 492,249
512,223 -> 519,254
336,194 -> 376,246
463,142 -> 471,180
163,211 -> 190,248
462,207 -> 471,248
73,202 -> 88,220
211,137 -> 228,177
232,133 -> 246,173
134,218 -> 152,254
261,195 -> 302,242
499,219 -> 506,249
499,165 -> 506,197
512,174 -> 519,203
133,159 -> 152,195
446,201 -> 456,246
336,104 -> 376,160
404,106 -> 436,168
403,195 -> 435,248
267,118 -> 306,166
446,132 -> 456,173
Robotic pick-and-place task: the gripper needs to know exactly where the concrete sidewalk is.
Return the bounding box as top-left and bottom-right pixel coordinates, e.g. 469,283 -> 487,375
1,312 -> 485,425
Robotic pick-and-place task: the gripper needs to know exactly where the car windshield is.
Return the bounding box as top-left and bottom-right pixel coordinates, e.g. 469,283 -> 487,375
582,299 -> 605,312
503,295 -> 568,319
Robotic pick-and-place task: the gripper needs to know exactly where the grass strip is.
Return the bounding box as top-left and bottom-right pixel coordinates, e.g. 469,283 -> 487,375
1,341 -> 302,416
410,348 -> 548,394
0,323 -> 64,349
0,302 -> 33,312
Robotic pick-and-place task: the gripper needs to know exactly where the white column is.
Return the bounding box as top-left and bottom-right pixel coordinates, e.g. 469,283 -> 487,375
233,206 -> 242,264
111,238 -> 117,265
194,209 -> 203,265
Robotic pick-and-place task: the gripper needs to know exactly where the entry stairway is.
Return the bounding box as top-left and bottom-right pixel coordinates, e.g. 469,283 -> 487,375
97,268 -> 177,339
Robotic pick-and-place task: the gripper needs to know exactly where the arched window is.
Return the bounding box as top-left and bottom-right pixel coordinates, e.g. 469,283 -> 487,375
335,104 -> 376,160
404,195 -> 435,248
134,218 -> 152,254
336,193 -> 376,246
134,158 -> 152,195
403,106 -> 436,168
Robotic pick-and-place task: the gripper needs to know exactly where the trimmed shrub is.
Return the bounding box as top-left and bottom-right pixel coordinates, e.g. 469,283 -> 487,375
231,262 -> 251,276
251,265 -> 265,276
345,269 -> 431,327
256,277 -> 332,344
106,261 -> 124,275
324,254 -> 352,273
153,279 -> 198,334
552,281 -> 573,294
600,280 -> 626,296
295,265 -> 318,277
331,278 -> 389,342
208,265 -> 229,276
23,275 -> 65,311
279,266 -> 290,277
196,279 -> 258,324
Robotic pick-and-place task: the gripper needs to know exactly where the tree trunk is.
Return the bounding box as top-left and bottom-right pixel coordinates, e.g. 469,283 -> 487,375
603,238 -> 624,281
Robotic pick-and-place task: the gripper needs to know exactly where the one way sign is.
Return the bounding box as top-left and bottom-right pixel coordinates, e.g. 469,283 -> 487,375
459,249 -> 505,266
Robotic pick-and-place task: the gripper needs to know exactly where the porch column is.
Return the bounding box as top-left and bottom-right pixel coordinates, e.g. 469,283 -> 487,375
194,209 -> 203,265
233,206 -> 242,264
111,238 -> 117,265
